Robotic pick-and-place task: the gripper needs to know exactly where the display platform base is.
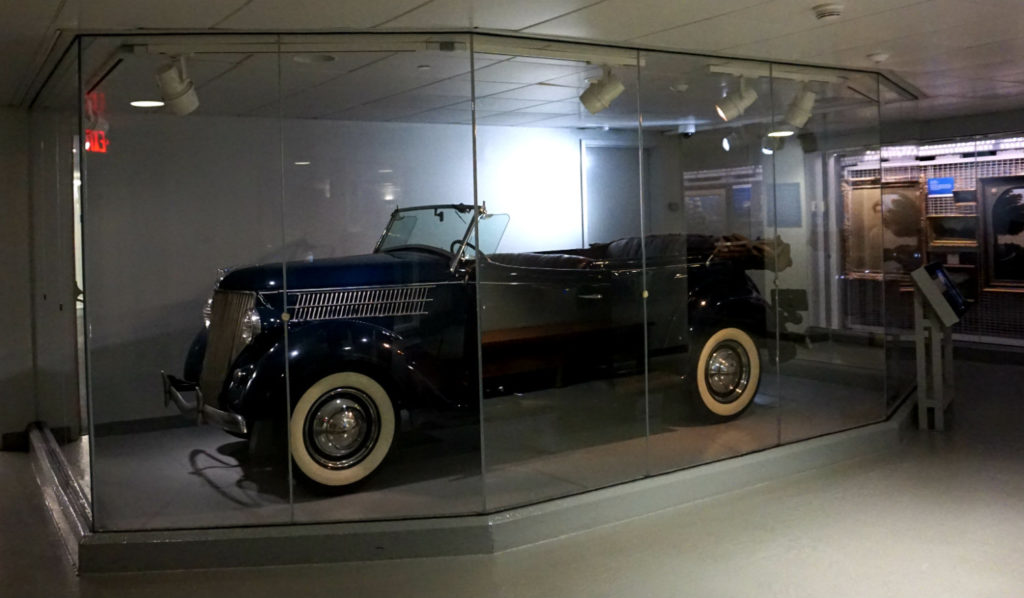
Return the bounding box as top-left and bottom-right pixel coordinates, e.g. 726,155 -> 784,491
33,399 -> 916,574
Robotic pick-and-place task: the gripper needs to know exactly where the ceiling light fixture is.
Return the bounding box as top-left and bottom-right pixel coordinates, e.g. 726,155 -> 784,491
722,129 -> 744,152
762,135 -> 784,155
784,83 -> 816,129
580,66 -> 625,115
130,100 -> 165,108
155,55 -> 199,116
767,129 -> 795,138
715,77 -> 758,122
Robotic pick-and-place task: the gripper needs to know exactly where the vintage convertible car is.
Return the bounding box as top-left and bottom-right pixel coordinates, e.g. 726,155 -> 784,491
163,204 -> 794,487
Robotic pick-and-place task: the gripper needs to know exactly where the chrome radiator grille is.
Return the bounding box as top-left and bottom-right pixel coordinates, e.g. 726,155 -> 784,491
199,290 -> 256,404
288,285 -> 434,322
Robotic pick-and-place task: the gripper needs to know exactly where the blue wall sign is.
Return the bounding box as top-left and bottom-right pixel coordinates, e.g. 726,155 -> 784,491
927,177 -> 955,196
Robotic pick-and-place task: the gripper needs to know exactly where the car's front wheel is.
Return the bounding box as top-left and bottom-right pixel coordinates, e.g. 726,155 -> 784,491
692,327 -> 760,419
289,372 -> 396,486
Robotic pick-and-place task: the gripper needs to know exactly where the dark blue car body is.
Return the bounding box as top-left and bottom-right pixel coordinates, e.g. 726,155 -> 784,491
165,204 -> 783,486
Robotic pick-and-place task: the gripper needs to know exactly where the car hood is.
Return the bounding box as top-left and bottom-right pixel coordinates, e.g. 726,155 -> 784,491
218,250 -> 454,292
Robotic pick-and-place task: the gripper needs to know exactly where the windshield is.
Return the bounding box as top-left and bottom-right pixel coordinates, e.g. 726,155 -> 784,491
376,205 -> 509,257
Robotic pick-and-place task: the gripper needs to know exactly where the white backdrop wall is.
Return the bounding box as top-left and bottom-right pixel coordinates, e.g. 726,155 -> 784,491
85,114 -> 588,423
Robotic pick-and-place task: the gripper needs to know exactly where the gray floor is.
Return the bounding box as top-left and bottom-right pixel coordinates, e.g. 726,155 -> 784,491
4,358 -> 1024,597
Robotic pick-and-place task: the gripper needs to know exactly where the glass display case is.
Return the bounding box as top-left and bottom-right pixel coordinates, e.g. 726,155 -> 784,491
28,32 -> 898,533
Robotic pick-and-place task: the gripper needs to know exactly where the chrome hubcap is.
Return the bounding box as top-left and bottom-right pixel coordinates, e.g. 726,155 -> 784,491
705,340 -> 750,404
305,388 -> 379,469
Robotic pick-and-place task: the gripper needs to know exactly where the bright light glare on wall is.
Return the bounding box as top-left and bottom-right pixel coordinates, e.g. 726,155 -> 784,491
130,100 -> 165,108
479,128 -> 582,252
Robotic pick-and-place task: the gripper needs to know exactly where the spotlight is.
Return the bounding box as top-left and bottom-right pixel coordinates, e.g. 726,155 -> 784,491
155,56 -> 199,116
784,83 -> 816,129
761,135 -> 784,155
722,129 -> 744,152
580,66 -> 625,115
715,77 -> 758,122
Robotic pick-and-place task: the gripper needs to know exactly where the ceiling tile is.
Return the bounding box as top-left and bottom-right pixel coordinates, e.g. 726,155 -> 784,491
477,111 -> 562,126
328,92 -> 463,120
524,0 -> 767,42
380,0 -> 600,30
885,37 -> 1024,74
912,77 -> 1024,99
724,0 -> 989,63
514,100 -> 584,114
402,108 -> 475,124
219,0 -> 429,29
76,0 -> 249,28
450,97 -> 546,111
417,75 -> 519,97
490,83 -> 581,101
474,59 -> 591,84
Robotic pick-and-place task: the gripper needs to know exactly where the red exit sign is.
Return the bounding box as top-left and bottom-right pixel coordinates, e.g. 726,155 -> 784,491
84,129 -> 108,153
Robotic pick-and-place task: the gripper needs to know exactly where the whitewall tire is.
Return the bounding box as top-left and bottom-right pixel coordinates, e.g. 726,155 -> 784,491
289,372 -> 395,486
694,327 -> 760,419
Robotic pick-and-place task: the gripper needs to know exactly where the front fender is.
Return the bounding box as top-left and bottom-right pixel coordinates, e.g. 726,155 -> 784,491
222,320 -> 455,422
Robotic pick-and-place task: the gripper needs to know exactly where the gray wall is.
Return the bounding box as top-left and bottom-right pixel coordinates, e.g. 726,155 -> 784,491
0,107 -> 35,439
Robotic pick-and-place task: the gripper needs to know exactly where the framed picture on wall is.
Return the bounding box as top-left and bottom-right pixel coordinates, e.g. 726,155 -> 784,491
979,175 -> 1024,287
843,181 -> 923,276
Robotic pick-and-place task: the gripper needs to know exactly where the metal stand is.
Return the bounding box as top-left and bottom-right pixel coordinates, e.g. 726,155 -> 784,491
914,291 -> 954,430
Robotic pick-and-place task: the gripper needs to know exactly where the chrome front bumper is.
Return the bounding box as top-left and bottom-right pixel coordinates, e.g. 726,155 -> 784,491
161,371 -> 248,435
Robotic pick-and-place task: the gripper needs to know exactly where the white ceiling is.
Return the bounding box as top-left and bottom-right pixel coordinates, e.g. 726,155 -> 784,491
6,0 -> 1024,124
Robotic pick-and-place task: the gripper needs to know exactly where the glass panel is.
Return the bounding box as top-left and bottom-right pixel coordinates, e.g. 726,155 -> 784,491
81,35 -> 291,530
279,34 -> 484,521
638,51 -> 779,475
778,66 -> 887,443
29,39 -> 90,504
473,36 -> 647,510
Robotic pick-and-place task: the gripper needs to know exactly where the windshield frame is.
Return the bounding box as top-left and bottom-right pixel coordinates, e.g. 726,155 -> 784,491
374,203 -> 480,272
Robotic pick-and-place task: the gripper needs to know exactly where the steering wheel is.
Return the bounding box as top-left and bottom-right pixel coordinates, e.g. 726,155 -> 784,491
450,239 -> 477,254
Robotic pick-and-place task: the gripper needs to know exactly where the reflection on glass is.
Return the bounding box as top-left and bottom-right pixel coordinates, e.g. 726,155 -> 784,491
474,39 -> 647,510
280,35 -> 484,523
80,36 -> 292,530
777,67 -> 887,439
29,38 -> 91,508
638,52 -> 781,476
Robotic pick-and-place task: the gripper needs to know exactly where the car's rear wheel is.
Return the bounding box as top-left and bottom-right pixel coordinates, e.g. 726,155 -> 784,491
693,327 -> 760,419
289,372 -> 395,486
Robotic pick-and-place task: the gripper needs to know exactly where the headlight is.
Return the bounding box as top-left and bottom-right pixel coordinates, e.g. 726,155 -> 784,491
240,309 -> 262,344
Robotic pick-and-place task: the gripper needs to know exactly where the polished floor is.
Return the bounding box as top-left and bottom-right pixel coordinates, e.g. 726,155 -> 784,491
4,358 -> 1024,597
